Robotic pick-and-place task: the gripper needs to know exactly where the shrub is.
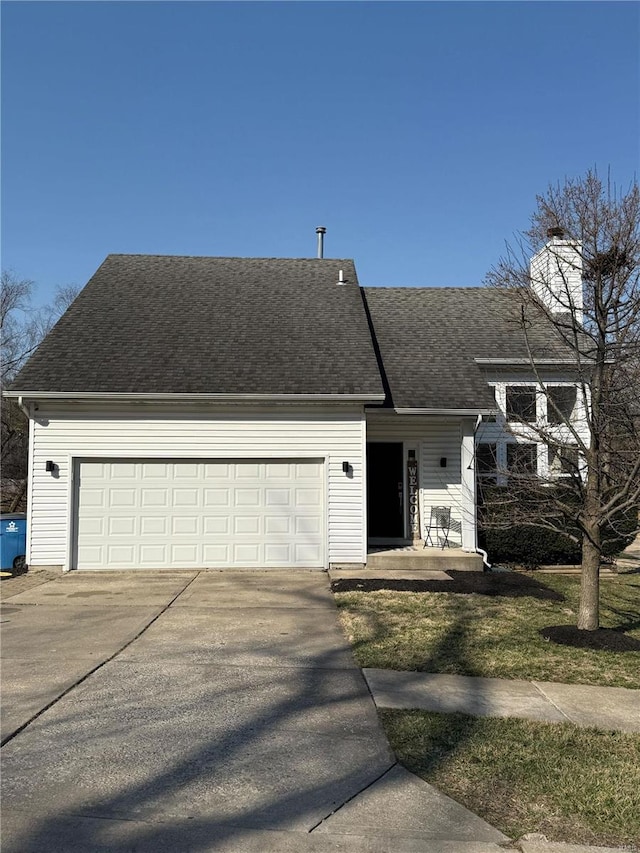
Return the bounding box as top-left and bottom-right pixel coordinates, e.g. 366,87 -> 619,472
477,484 -> 637,567
478,525 -> 581,567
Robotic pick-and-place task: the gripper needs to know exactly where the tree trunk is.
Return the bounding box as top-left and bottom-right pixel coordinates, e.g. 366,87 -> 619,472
578,527 -> 601,630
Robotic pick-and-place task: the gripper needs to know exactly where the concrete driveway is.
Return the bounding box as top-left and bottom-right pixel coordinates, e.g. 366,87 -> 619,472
1,571 -> 507,852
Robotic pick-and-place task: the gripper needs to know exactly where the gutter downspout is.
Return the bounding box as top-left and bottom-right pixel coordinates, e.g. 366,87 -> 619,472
473,413 -> 492,569
17,396 -> 30,418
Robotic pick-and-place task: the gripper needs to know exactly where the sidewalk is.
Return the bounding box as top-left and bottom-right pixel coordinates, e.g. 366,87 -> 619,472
364,669 -> 640,732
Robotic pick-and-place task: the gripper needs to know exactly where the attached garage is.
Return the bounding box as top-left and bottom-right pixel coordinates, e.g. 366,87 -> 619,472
74,458 -> 325,570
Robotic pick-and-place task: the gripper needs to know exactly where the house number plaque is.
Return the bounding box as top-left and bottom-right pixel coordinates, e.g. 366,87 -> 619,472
407,457 -> 421,544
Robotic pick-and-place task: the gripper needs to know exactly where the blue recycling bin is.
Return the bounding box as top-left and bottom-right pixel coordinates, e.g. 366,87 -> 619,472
0,513 -> 27,572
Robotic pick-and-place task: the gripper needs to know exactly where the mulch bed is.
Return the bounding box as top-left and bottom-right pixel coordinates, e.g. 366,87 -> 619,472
540,624 -> 640,652
330,570 -> 565,601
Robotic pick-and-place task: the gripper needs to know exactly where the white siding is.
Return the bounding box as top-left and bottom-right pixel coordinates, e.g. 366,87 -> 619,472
366,414 -> 475,548
29,406 -> 366,569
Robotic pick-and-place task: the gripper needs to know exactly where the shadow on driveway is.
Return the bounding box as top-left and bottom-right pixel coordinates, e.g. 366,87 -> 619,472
1,571 -> 506,852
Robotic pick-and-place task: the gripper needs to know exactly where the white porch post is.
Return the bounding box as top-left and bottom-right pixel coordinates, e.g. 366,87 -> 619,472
460,418 -> 477,552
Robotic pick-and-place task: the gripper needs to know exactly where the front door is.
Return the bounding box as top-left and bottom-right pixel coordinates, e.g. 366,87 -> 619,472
367,442 -> 404,538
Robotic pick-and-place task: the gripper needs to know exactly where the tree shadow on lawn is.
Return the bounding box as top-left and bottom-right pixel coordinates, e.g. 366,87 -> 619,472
331,570 -> 565,601
379,615 -> 488,781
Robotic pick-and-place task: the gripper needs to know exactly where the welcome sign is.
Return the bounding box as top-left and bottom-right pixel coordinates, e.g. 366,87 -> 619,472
407,457 -> 421,543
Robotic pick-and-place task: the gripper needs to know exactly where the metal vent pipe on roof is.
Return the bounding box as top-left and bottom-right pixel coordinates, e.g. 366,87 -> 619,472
316,226 -> 326,259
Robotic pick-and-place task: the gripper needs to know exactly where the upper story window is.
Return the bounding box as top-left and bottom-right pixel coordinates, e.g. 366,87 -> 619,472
506,386 -> 537,423
547,386 -> 577,424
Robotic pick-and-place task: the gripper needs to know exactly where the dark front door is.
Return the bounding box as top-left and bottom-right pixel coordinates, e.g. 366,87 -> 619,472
367,442 -> 404,538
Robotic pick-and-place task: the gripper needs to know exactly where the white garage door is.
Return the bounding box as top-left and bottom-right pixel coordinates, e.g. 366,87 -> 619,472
74,458 -> 325,569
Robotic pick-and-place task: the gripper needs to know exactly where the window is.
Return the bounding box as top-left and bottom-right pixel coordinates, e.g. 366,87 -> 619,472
476,443 -> 498,479
547,386 -> 577,425
507,443 -> 537,475
506,386 -> 537,423
549,445 -> 579,477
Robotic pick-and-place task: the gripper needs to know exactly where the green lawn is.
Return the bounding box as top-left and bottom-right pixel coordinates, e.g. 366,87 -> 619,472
381,709 -> 640,848
334,573 -> 640,687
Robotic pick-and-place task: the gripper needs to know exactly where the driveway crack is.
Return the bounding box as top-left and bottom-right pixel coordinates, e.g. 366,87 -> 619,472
0,573 -> 201,747
307,762 -> 398,833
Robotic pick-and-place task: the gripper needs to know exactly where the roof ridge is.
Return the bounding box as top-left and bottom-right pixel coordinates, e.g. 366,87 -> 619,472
105,253 -> 356,262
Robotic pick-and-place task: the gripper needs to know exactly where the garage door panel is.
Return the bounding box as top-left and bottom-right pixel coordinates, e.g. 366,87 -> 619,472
236,463 -> 261,479
265,516 -> 290,534
81,489 -> 106,508
78,545 -> 103,564
171,543 -> 198,563
235,489 -> 261,507
174,463 -> 199,479
140,544 -> 166,564
173,489 -> 199,508
266,489 -> 290,506
266,462 -> 290,478
295,543 -> 322,563
203,544 -> 229,562
204,517 -> 229,534
234,515 -> 260,534
108,544 -> 136,563
111,462 -> 137,479
141,489 -> 169,507
141,516 -> 168,535
204,462 -> 230,477
296,516 -> 321,535
234,543 -> 261,563
142,462 -> 168,478
75,458 -> 324,569
297,462 -> 322,477
110,489 -> 136,508
296,488 -> 321,506
172,516 -> 199,535
204,488 -> 229,507
265,544 -> 290,563
109,517 -> 136,536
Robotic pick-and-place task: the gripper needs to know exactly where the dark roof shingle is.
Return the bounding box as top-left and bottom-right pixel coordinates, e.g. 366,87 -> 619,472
12,255 -> 385,398
363,287 -> 573,410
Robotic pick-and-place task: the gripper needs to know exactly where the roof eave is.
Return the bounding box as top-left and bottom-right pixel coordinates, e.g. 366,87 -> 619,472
392,407 -> 495,416
4,391 -> 386,404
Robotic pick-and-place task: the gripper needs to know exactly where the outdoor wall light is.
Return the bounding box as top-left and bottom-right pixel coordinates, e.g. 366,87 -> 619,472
342,461 -> 350,473
45,460 -> 55,472
440,457 -> 447,468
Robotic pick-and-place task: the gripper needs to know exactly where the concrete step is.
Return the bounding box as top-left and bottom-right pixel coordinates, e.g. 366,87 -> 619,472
367,548 -> 483,572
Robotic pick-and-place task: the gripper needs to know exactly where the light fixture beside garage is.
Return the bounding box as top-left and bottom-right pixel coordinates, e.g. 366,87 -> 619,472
45,461 -> 55,472
342,461 -> 351,474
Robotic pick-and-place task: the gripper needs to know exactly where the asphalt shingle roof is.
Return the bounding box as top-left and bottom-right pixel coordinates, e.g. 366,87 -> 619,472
363,287 -> 573,410
11,255 -> 385,397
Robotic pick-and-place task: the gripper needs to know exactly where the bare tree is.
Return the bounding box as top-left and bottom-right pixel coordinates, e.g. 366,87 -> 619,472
484,171 -> 640,631
1,271 -> 79,496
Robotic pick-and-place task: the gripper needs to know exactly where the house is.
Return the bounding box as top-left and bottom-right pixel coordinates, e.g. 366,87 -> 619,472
5,241 -> 586,572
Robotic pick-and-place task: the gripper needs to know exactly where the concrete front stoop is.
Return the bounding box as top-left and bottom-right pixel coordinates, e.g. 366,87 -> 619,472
367,546 -> 483,572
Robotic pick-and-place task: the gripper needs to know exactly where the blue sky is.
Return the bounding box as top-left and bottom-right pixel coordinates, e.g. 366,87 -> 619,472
2,1 -> 638,307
